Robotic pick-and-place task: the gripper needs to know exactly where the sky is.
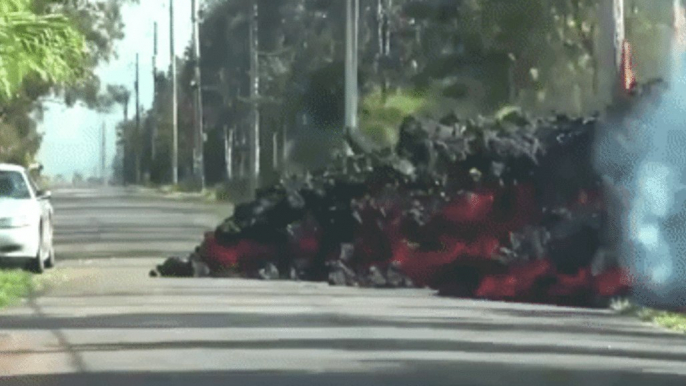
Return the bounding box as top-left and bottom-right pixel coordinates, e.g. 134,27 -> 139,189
36,0 -> 194,178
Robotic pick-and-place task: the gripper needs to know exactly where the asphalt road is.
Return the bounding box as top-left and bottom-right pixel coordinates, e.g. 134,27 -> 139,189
51,187 -> 232,260
2,187 -> 686,386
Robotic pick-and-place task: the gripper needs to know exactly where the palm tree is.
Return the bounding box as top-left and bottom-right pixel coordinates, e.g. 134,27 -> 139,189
107,85 -> 132,121
0,0 -> 86,100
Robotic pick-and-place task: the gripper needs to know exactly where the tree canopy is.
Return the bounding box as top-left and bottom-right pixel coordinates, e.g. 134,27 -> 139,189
0,0 -> 136,166
123,0 -> 676,188
0,0 -> 86,100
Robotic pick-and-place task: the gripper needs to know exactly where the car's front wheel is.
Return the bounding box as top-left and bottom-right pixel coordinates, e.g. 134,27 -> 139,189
44,221 -> 55,269
31,223 -> 46,274
45,246 -> 55,269
32,246 -> 45,274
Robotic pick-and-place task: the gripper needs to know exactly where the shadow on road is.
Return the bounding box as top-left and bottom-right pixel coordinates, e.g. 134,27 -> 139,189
2,190 -> 683,385
4,365 -> 686,386
0,311 -> 679,340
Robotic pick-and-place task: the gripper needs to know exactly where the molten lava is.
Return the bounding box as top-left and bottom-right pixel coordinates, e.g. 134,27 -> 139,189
158,112 -> 641,308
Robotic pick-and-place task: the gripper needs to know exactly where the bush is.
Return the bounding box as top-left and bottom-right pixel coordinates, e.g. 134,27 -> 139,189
173,178 -> 203,193
612,299 -> 686,333
214,183 -> 233,202
360,88 -> 428,148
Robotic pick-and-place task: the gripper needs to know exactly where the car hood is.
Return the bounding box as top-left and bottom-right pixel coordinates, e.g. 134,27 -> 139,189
0,198 -> 39,218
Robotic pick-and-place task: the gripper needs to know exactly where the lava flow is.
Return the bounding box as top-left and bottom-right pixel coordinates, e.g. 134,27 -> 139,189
149,111 -> 642,309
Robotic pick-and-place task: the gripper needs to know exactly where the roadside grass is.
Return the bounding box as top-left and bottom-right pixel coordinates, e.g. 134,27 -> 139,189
151,183 -> 237,203
0,270 -> 34,309
131,184 -> 221,203
611,298 -> 686,333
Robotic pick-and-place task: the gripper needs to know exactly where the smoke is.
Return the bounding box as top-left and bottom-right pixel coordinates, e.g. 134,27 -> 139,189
595,2 -> 686,310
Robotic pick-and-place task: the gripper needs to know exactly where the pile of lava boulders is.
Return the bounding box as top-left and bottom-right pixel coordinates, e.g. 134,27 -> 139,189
153,108 -> 637,308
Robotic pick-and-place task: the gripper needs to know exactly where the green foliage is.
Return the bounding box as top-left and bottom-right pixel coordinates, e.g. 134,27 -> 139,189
213,183 -> 233,202
39,0 -> 140,108
651,312 -> 686,333
612,299 -> 686,334
0,89 -> 43,165
0,0 -> 134,167
0,121 -> 39,165
138,0 -> 675,186
360,88 -> 428,147
107,84 -> 131,108
0,0 -> 86,100
115,117 -> 145,183
494,105 -> 523,122
0,269 -> 34,309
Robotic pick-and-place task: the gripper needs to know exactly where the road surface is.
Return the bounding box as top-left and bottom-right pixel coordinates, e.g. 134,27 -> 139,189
1,188 -> 686,386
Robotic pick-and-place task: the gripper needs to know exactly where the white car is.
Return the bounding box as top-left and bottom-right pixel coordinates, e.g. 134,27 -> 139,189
0,163 -> 54,273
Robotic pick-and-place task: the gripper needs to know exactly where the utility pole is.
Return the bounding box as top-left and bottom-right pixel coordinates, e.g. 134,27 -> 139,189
598,0 -> 626,276
673,0 -> 686,69
224,125 -> 233,181
282,123 -> 287,170
135,53 -> 141,184
598,0 -> 625,103
376,0 -> 391,100
123,91 -> 130,121
151,22 -> 158,172
272,132 -> 278,170
239,133 -> 246,179
101,122 -> 106,186
345,0 -> 359,154
170,0 -> 178,185
248,0 -> 260,194
191,0 -> 205,190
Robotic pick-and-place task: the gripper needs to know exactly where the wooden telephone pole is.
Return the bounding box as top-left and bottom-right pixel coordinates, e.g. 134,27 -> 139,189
101,122 -> 107,186
599,0 -> 625,102
248,0 -> 260,195
135,53 -> 141,184
345,0 -> 359,153
151,22 -> 158,170
170,0 -> 178,185
191,0 -> 205,190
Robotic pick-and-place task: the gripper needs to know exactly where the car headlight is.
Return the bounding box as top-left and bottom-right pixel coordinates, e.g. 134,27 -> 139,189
0,216 -> 31,228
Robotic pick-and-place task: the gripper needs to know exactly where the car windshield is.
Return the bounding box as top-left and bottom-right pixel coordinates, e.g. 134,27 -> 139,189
0,171 -> 31,199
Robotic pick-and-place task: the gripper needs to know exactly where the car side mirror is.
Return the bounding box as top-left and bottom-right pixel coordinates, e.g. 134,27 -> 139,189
37,190 -> 52,200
